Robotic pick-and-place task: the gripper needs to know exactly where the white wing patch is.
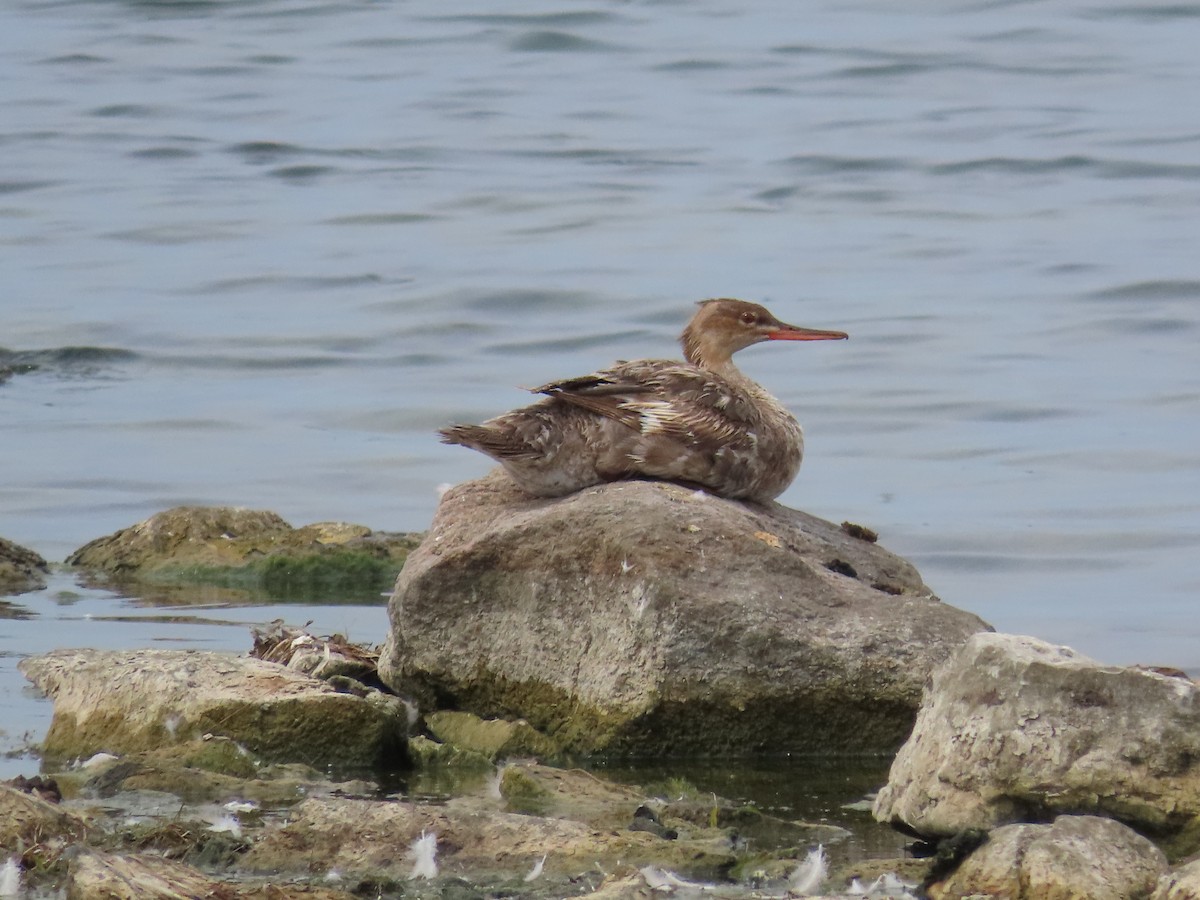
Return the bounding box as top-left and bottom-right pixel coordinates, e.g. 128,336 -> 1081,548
625,399 -> 685,436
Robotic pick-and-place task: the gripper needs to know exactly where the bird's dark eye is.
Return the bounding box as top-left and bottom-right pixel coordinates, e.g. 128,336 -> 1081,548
739,311 -> 758,325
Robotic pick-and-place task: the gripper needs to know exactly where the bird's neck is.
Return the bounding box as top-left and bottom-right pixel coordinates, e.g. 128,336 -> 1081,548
682,328 -> 739,376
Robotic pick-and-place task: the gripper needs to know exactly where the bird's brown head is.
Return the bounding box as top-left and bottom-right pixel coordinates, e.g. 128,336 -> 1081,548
681,298 -> 848,368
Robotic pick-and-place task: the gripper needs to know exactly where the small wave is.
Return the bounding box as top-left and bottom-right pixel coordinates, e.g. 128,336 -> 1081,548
1,346 -> 137,366
459,288 -> 606,313
652,59 -> 732,73
244,53 -> 294,65
929,155 -> 1094,176
269,164 -> 337,181
228,141 -> 306,161
0,346 -> 138,383
507,147 -> 695,169
128,146 -> 200,160
927,156 -> 1200,180
1084,280 -> 1200,302
783,154 -> 905,174
144,353 -> 354,371
185,273 -> 384,294
972,406 -> 1074,423
39,53 -> 109,65
1085,4 -> 1200,21
836,61 -> 939,79
486,329 -> 648,355
508,30 -> 622,53
0,179 -> 57,195
325,212 -> 439,226
429,12 -> 615,26
106,224 -> 244,244
915,553 -> 1123,573
1091,316 -> 1195,335
90,103 -> 162,118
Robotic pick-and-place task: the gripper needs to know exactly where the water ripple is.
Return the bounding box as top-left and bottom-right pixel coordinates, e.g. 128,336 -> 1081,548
508,30 -> 623,53
0,179 -> 57,194
428,12 -> 617,26
1,346 -> 137,381
1084,280 -> 1200,302
487,329 -> 648,356
183,273 -> 385,294
90,103 -> 162,118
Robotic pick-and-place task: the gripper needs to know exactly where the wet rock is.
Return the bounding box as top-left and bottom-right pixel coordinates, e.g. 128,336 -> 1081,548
1154,858 -> 1200,900
406,734 -> 494,770
873,633 -> 1200,846
0,536 -> 49,594
927,815 -> 1167,900
67,505 -> 422,598
19,649 -> 408,770
58,739 -> 352,807
425,710 -> 560,761
496,760 -> 650,828
378,472 -> 990,755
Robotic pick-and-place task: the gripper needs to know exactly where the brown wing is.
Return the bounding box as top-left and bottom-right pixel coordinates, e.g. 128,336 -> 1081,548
534,360 -> 763,450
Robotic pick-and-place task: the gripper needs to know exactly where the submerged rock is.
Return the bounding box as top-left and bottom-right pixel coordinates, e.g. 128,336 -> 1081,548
66,505 -> 421,598
873,633 -> 1200,848
0,535 -> 49,594
927,815 -> 1167,900
19,649 -> 408,770
378,472 -> 989,755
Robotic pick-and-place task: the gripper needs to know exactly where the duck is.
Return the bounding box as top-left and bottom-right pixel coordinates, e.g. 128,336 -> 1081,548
439,298 -> 848,502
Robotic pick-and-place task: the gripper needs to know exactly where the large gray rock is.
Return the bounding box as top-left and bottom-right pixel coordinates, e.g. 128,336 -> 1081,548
928,815 -> 1167,900
874,633 -> 1200,843
20,649 -> 408,770
378,471 -> 990,755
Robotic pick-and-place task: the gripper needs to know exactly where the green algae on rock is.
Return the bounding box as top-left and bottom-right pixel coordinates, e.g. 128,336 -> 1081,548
66,506 -> 422,600
424,710 -> 561,762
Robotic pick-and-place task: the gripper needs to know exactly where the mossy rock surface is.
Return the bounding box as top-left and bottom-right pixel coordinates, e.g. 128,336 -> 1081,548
67,506 -> 422,599
425,710 -> 562,761
0,535 -> 49,594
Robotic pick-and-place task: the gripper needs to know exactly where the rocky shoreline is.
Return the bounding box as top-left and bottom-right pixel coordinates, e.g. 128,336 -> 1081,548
2,480 -> 1200,897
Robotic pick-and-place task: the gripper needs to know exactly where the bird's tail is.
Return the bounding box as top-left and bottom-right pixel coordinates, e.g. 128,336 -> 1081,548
439,423 -> 543,461
438,424 -> 487,447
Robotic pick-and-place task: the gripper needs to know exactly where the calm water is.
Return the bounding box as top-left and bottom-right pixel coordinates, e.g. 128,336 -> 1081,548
2,0 -> 1200,776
